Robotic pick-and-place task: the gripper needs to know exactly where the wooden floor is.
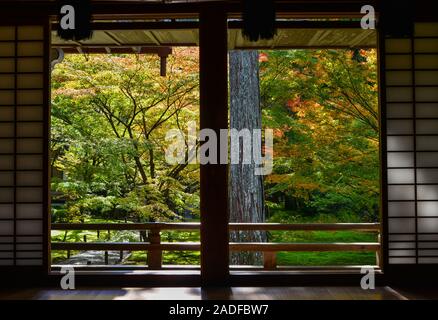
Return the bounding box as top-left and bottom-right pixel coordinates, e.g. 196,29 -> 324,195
0,286 -> 415,300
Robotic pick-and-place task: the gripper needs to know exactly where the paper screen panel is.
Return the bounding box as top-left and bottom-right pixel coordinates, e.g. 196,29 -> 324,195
385,22 -> 438,265
0,25 -> 46,267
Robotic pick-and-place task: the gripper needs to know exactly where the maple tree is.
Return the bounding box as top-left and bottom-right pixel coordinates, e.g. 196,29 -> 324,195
260,49 -> 379,222
51,48 -> 379,227
51,48 -> 200,224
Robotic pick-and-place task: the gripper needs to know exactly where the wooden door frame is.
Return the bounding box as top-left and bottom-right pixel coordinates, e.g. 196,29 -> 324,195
3,0 -> 438,287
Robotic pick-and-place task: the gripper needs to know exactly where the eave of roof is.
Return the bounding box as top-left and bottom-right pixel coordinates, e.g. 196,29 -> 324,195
52,20 -> 377,51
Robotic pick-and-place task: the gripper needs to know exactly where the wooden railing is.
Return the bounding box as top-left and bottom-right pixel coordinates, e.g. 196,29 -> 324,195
51,223 -> 381,269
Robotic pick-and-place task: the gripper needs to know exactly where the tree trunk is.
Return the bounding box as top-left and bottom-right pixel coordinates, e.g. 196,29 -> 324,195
134,155 -> 148,185
229,50 -> 266,266
127,127 -> 148,185
149,148 -> 155,179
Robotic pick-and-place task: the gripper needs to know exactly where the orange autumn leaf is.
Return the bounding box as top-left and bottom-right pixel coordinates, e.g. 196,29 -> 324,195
259,52 -> 269,63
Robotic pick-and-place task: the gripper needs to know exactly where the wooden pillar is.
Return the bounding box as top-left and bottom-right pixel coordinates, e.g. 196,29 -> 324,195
199,5 -> 229,286
147,229 -> 162,269
159,56 -> 167,77
263,252 -> 277,270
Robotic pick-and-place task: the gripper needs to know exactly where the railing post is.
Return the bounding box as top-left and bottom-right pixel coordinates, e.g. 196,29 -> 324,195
376,233 -> 382,266
104,251 -> 109,265
263,252 -> 277,270
147,230 -> 162,269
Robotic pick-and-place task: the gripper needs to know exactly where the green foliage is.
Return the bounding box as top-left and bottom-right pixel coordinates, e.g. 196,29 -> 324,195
51,49 -> 200,223
276,251 -> 376,266
261,49 -> 379,222
51,48 -> 380,266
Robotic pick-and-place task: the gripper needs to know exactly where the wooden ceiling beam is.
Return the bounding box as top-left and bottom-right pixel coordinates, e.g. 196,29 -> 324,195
50,19 -> 371,31
2,1 -> 380,20
58,46 -> 172,55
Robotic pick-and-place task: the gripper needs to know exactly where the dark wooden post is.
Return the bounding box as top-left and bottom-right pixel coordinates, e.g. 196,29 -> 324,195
104,251 -> 109,265
147,229 -> 162,269
263,252 -> 277,270
376,233 -> 382,267
159,55 -> 167,77
199,5 -> 229,286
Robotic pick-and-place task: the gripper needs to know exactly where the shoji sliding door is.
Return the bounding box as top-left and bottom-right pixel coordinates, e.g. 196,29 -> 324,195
0,22 -> 49,269
382,22 -> 438,267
